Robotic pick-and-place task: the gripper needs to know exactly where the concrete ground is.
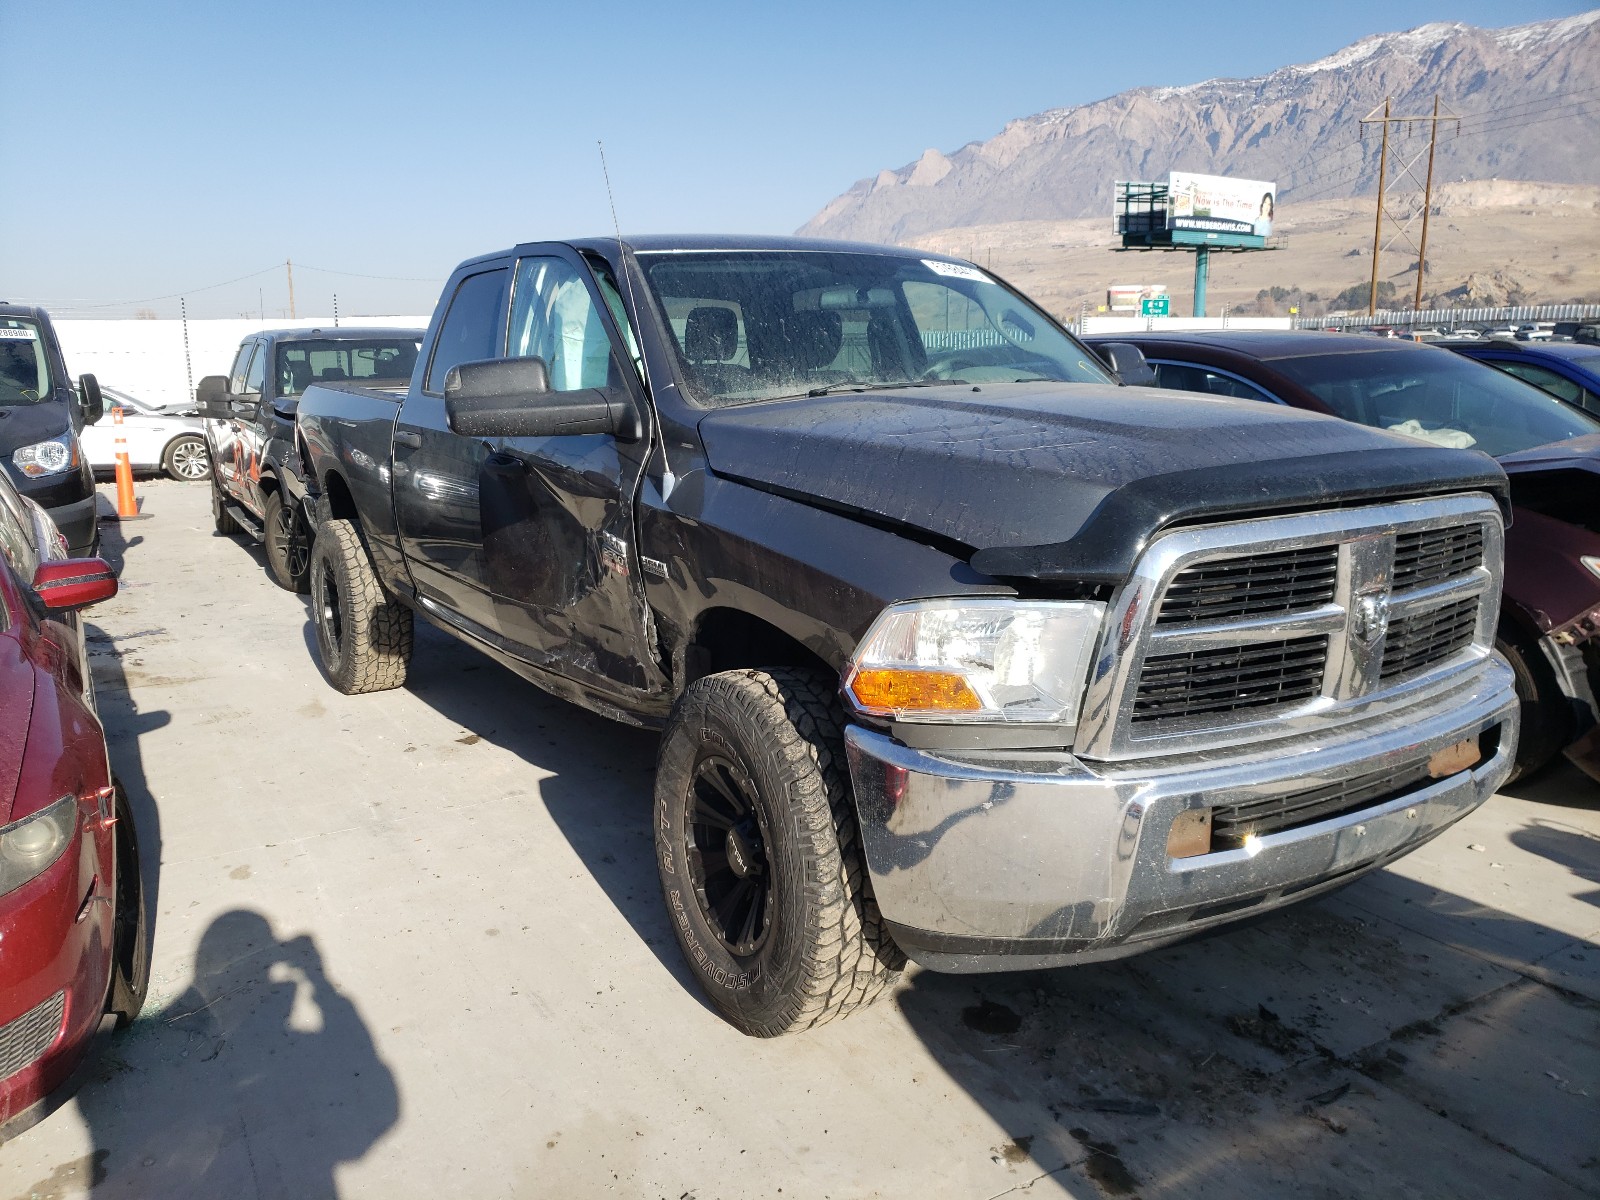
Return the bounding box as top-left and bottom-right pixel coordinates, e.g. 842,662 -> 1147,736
2,479 -> 1597,1200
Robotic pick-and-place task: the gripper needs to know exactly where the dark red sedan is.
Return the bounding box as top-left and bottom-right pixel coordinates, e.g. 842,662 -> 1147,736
0,470 -> 146,1139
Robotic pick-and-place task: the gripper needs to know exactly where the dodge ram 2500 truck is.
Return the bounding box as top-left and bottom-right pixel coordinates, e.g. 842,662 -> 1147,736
294,236 -> 1519,1037
196,326 -> 424,591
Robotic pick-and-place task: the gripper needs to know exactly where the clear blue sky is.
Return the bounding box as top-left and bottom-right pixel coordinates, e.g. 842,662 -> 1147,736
2,0 -> 1590,318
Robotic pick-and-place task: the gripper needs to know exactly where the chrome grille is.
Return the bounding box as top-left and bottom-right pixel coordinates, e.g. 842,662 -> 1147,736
1133,636 -> 1328,723
1393,526 -> 1484,592
1156,545 -> 1339,625
1381,597 -> 1479,682
1075,494 -> 1504,761
0,991 -> 64,1081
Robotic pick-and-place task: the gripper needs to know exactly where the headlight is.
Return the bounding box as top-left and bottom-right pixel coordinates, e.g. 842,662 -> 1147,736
12,433 -> 78,478
843,599 -> 1105,724
0,795 -> 78,897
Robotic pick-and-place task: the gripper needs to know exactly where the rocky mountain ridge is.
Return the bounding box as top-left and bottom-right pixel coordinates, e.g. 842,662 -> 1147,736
801,12 -> 1600,245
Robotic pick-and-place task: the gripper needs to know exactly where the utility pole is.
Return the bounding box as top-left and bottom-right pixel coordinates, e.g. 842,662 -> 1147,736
286,259 -> 297,319
1361,96 -> 1460,316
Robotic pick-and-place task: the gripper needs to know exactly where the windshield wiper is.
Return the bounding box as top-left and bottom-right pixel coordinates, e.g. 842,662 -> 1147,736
803,379 -> 969,398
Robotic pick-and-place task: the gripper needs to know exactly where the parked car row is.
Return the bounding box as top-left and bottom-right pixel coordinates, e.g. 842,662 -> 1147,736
1084,329 -> 1600,783
195,235 -> 1521,1039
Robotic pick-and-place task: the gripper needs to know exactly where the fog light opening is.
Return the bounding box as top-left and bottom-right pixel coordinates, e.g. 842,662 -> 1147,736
1167,808 -> 1213,859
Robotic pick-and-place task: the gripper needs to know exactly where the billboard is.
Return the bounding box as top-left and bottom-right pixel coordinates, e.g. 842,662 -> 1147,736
1168,173 -> 1276,237
1107,284 -> 1169,313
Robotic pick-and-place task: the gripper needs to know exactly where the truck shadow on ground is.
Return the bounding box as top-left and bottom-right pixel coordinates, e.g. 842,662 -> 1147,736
59,912 -> 398,1200
296,613 -> 712,1012
891,865 -> 1600,1199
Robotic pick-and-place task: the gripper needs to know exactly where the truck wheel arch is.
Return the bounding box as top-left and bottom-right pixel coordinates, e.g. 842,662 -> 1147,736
319,469 -> 360,525
681,607 -> 839,690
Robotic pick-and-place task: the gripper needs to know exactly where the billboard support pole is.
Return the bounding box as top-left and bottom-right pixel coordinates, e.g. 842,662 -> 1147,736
1193,247 -> 1210,318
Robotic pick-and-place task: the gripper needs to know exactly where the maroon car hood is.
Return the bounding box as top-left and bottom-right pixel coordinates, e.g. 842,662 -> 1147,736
1497,433 -> 1600,474
0,635 -> 34,824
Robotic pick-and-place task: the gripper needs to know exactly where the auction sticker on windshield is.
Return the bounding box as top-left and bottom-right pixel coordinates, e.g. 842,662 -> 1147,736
922,260 -> 989,282
0,328 -> 37,339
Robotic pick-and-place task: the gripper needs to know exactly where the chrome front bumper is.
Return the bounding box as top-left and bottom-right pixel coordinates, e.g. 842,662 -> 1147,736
844,657 -> 1518,972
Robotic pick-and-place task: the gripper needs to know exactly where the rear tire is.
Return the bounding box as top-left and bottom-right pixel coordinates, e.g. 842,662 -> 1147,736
163,435 -> 211,481
654,667 -> 904,1037
211,478 -> 240,536
1498,633 -> 1570,782
310,517 -> 412,694
264,490 -> 311,594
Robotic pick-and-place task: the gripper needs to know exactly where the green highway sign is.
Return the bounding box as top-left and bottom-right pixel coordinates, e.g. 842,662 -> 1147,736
1139,295 -> 1170,316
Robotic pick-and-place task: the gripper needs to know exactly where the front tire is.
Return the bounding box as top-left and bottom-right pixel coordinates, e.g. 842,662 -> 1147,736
264,490 -> 311,593
1499,633 -> 1571,782
108,784 -> 149,1029
310,517 -> 412,694
654,668 -> 904,1037
163,435 -> 211,481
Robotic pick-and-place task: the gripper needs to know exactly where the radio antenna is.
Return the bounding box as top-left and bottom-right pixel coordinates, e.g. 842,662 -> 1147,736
598,140 -> 672,498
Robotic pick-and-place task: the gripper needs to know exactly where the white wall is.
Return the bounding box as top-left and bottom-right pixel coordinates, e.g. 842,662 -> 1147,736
1081,316 -> 1292,335
53,316 -> 431,409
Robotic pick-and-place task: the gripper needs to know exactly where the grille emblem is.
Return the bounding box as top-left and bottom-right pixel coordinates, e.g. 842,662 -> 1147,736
1353,592 -> 1391,646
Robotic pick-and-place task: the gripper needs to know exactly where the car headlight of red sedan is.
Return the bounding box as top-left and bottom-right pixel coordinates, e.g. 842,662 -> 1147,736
0,795 -> 78,897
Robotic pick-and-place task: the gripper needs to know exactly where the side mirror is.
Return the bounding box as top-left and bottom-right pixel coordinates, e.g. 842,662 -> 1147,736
196,375 -> 231,419
33,557 -> 118,612
78,374 -> 105,425
1097,343 -> 1158,387
443,357 -> 639,440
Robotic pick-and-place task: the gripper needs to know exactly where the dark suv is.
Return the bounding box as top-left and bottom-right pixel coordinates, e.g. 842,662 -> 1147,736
196,327 -> 422,590
0,305 -> 106,556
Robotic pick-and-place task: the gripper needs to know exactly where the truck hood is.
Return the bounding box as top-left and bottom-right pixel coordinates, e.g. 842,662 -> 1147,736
698,383 -> 1508,583
0,401 -> 71,457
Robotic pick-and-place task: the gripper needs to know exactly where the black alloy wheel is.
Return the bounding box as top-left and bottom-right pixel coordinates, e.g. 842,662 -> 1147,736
685,755 -> 773,956
313,551 -> 346,671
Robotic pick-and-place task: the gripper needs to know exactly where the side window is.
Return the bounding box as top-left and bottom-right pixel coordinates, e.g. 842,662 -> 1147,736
1498,361 -> 1584,405
585,255 -> 644,382
1152,361 -> 1278,403
425,269 -> 511,393
507,257 -> 622,392
243,342 -> 267,395
228,342 -> 257,394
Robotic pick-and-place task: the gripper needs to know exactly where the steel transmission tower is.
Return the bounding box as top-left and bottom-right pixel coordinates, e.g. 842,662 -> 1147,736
1360,96 -> 1460,315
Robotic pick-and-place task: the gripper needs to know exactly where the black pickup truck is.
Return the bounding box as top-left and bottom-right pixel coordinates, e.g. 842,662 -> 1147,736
295,236 -> 1520,1036
195,326 -> 422,590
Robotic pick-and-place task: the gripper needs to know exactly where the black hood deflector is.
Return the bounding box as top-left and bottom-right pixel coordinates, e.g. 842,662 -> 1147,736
698,384 -> 1509,584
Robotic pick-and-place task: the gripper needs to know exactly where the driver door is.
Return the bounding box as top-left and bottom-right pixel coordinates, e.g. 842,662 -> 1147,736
483,246 -> 664,697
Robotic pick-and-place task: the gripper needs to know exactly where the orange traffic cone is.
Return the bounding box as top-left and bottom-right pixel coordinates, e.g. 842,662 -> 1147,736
109,407 -> 149,522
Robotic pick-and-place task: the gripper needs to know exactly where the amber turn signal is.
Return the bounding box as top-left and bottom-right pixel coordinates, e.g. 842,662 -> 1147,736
1166,808 -> 1213,859
848,668 -> 982,716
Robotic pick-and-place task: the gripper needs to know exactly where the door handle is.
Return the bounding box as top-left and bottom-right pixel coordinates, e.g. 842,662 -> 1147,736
393,430 -> 422,449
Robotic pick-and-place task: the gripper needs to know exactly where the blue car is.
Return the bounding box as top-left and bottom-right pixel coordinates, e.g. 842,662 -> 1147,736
1441,339 -> 1600,417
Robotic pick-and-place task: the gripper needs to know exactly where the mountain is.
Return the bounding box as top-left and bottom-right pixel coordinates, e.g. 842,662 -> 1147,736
799,12 -> 1600,245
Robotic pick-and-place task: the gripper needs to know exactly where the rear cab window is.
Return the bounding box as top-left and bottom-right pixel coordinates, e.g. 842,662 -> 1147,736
425,270 -> 511,394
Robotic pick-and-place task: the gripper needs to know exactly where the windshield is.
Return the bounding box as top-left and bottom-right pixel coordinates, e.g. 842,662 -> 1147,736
0,320 -> 51,407
637,250 -> 1113,406
1272,347 -> 1600,457
275,338 -> 421,397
